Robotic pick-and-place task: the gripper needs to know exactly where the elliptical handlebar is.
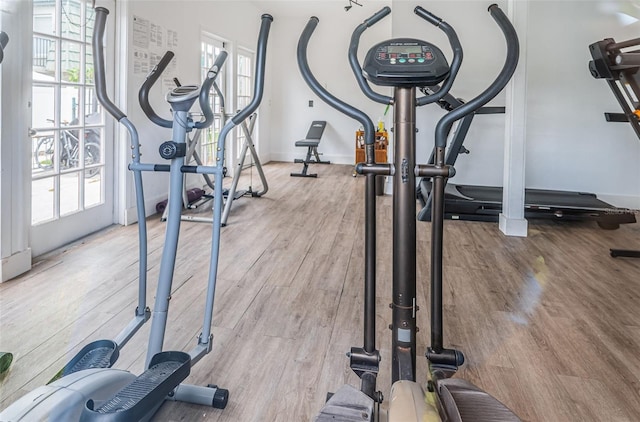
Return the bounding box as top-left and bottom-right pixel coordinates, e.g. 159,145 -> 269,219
433,3 -> 519,148
299,17 -> 376,148
414,6 -> 463,106
138,51 -> 175,128
413,6 -> 443,26
231,14 -> 273,125
93,7 -> 126,121
194,51 -> 228,129
348,7 -> 393,105
137,49 -> 227,130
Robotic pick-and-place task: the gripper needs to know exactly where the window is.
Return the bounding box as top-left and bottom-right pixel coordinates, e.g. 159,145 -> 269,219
31,0 -> 105,224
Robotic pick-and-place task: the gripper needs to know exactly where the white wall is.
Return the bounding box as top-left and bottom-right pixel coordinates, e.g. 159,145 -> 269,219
526,1 -> 640,208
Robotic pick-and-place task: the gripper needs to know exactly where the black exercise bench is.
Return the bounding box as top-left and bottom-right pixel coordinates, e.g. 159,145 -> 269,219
291,120 -> 330,177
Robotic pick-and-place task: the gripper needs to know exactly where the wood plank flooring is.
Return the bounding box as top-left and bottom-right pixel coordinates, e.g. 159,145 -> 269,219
0,161 -> 639,421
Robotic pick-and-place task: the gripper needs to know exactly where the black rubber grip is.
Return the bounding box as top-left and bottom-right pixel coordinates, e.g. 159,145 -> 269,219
138,51 -> 175,128
298,17 -> 376,147
365,6 -> 391,27
415,10 -> 464,106
414,6 -> 443,26
93,8 -> 126,121
231,14 -> 273,125
194,50 -> 228,129
349,8 -> 393,105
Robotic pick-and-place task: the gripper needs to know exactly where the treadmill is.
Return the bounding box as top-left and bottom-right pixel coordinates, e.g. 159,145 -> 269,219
417,89 -> 637,230
589,36 -> 640,255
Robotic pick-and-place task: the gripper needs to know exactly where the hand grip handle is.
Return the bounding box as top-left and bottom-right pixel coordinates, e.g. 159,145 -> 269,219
365,6 -> 391,27
138,51 -> 175,128
414,7 -> 463,106
194,50 -> 228,129
231,14 -> 273,125
349,7 -> 393,105
414,6 -> 443,26
93,8 -> 126,121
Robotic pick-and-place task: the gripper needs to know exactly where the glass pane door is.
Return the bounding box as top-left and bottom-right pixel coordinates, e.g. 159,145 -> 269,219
30,0 -> 114,256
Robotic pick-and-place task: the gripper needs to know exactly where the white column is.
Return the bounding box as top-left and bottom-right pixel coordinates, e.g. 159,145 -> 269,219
499,0 -> 529,237
0,0 -> 33,281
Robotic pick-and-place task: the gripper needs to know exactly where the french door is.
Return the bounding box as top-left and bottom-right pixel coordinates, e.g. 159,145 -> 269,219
30,0 -> 115,256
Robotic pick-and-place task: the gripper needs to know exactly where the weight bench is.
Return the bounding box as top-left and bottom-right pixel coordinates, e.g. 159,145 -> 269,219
291,120 -> 330,177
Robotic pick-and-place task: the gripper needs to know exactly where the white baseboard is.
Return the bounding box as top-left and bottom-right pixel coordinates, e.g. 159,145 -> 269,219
124,192 -> 169,225
1,248 -> 32,282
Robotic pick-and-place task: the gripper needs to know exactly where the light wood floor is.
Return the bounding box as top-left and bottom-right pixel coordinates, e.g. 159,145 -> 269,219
1,162 -> 639,421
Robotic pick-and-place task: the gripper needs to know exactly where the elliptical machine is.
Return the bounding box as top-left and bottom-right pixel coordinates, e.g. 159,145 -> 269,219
298,4 -> 521,421
0,8 -> 273,421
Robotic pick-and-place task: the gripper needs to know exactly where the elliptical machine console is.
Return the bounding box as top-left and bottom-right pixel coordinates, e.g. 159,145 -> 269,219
362,38 -> 449,86
166,85 -> 200,106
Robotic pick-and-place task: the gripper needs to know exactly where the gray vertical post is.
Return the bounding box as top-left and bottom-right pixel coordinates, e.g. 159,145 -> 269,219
391,87 -> 417,383
430,146 -> 446,353
146,111 -> 188,365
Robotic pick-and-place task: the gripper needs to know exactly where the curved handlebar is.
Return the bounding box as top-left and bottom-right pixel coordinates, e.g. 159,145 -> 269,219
299,17 -> 376,148
0,32 -> 8,64
194,51 -> 228,129
138,51 -> 175,128
414,6 -> 463,106
365,6 -> 391,27
231,14 -> 273,125
93,8 -> 126,121
348,7 -> 393,105
433,4 -> 519,148
413,6 -> 442,26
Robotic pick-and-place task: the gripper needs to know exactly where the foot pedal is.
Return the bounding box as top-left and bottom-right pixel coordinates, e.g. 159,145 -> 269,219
80,351 -> 190,421
50,340 -> 119,383
315,384 -> 374,422
436,378 -> 521,422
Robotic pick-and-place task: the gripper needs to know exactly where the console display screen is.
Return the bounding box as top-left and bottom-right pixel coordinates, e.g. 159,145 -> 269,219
387,45 -> 422,55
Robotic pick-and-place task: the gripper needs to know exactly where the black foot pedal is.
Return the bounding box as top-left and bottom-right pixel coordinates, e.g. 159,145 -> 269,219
81,351 -> 190,421
51,340 -> 119,383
